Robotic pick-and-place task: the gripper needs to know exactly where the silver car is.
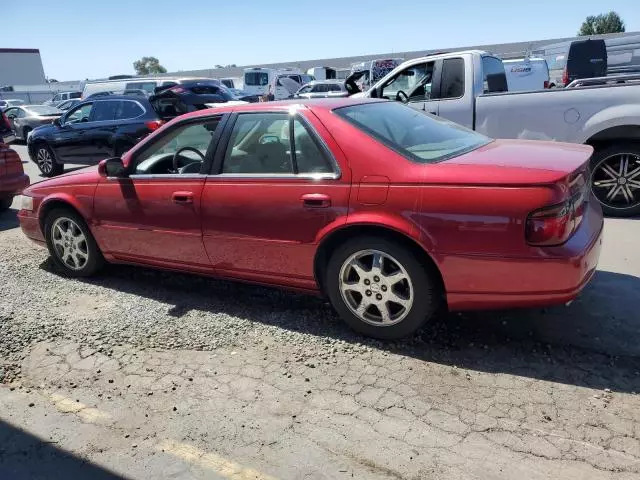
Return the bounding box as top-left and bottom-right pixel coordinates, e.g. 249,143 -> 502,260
0,99 -> 26,111
294,80 -> 349,99
4,105 -> 63,141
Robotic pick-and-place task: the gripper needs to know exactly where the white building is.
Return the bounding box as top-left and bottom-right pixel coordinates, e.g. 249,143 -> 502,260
0,48 -> 47,86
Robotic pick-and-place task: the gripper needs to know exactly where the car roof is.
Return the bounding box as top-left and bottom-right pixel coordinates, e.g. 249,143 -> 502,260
177,97 -> 385,121
84,95 -> 149,102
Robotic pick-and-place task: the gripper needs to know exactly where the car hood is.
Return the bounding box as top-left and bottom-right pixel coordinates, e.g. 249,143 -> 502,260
25,165 -> 100,192
434,139 -> 593,185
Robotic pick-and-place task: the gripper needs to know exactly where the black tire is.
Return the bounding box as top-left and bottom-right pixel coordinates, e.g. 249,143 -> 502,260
0,196 -> 13,211
22,127 -> 32,141
590,143 -> 640,217
44,208 -> 104,277
34,143 -> 63,177
325,236 -> 441,340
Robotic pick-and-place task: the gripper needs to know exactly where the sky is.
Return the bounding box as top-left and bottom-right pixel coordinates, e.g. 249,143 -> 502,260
2,0 -> 639,81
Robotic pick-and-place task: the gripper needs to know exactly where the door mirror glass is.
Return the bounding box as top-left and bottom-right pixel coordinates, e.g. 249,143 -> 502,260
98,157 -> 126,177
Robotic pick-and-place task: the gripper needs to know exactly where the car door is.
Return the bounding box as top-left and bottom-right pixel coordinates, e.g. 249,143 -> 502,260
376,60 -> 439,115
54,102 -> 95,162
432,57 -> 470,127
87,99 -> 121,161
92,114 -> 227,269
200,110 -> 351,289
4,108 -> 19,132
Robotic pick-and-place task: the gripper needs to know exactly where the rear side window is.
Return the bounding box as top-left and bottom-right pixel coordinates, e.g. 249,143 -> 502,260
440,58 -> 464,99
245,72 -> 269,86
328,84 -> 343,92
314,84 -> 329,93
70,92 -> 82,99
335,102 -> 490,164
116,100 -> 145,120
92,101 -> 119,121
482,57 -> 508,93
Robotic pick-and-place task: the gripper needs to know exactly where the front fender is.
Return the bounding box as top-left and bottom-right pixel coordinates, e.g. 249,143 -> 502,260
37,190 -> 96,229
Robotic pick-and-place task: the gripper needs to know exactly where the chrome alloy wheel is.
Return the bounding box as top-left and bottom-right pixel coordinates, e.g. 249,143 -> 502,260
592,153 -> 640,211
51,217 -> 89,271
36,147 -> 53,174
339,249 -> 414,326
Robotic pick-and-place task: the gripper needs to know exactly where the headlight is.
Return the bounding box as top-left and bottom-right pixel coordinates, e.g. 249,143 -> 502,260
19,195 -> 33,211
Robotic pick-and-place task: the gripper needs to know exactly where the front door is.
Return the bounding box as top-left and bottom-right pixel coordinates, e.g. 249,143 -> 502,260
92,115 -> 226,270
201,110 -> 351,288
376,61 -> 439,116
54,102 -> 95,162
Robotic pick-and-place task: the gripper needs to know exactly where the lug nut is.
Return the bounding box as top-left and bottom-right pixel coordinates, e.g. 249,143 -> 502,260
364,279 -> 370,285
381,285 -> 387,292
376,294 -> 383,301
365,290 -> 372,296
373,276 -> 380,282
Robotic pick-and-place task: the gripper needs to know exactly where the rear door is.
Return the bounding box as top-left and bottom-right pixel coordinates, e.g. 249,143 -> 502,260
567,39 -> 607,83
54,102 -> 95,162
200,110 -> 351,289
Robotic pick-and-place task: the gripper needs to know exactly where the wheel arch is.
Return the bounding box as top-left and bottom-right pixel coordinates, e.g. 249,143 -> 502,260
38,195 -> 91,234
585,125 -> 640,150
313,223 -> 446,303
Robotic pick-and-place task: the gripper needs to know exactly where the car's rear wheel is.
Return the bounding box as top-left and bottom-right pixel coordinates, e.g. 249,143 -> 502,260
44,208 -> 103,277
35,143 -> 63,177
590,143 -> 640,217
325,236 -> 440,339
0,196 -> 13,211
22,127 -> 32,141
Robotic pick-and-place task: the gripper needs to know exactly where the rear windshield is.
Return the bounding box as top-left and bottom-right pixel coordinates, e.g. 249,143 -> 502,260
335,102 -> 490,163
245,72 -> 269,86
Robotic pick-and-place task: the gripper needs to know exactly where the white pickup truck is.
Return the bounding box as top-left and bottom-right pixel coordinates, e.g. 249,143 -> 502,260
363,50 -> 640,217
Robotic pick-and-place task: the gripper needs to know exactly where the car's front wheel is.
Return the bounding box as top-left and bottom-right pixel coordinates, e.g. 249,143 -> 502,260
326,236 -> 441,339
34,143 -> 63,177
44,208 -> 103,277
590,143 -> 640,217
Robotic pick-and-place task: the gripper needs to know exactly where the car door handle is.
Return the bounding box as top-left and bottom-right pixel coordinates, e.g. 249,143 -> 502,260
172,191 -> 194,204
301,193 -> 331,208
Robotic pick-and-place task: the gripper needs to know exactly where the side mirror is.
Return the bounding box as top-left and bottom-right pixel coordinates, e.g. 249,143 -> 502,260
98,157 -> 126,177
53,118 -> 61,127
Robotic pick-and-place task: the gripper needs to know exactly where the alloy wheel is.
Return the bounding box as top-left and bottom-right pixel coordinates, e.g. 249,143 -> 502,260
51,217 -> 89,271
339,249 -> 414,326
37,148 -> 53,174
591,153 -> 640,211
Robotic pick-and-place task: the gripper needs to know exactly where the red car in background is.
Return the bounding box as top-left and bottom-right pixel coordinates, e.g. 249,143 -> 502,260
1,112 -> 29,211
17,99 -> 603,339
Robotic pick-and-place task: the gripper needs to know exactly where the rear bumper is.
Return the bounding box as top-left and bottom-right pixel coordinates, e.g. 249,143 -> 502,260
444,196 -> 604,311
0,172 -> 29,197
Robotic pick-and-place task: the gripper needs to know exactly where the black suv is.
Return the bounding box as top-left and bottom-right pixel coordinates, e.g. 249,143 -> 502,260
27,96 -> 168,176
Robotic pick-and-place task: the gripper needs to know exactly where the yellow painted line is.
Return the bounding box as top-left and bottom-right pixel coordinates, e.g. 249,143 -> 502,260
157,439 -> 279,480
44,391 -> 112,424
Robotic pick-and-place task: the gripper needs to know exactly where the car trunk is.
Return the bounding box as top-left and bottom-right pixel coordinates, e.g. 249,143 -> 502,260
149,83 -> 246,121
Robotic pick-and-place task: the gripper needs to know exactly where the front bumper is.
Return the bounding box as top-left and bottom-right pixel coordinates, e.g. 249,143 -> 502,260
18,209 -> 45,245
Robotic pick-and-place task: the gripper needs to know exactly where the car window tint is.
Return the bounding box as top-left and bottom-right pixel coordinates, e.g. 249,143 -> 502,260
336,102 -> 490,164
440,58 -> 465,99
70,92 -> 82,98
222,113 -> 293,174
328,84 -> 342,92
66,103 -> 94,124
381,62 -> 434,102
314,84 -> 329,93
116,100 -> 144,120
92,101 -> 119,122
293,119 -> 333,174
133,118 -> 221,175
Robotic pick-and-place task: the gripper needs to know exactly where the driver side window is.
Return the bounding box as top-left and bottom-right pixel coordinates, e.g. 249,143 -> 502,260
132,118 -> 221,176
380,62 -> 434,102
65,103 -> 94,124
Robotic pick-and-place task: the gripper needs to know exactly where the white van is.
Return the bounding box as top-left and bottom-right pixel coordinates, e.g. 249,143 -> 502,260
307,67 -> 337,81
82,77 -> 220,99
503,58 -> 550,91
243,68 -> 313,98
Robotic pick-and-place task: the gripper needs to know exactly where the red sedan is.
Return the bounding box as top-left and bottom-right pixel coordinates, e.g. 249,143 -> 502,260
18,99 -> 603,339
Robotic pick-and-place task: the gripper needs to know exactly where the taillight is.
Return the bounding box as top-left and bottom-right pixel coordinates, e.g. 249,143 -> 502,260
562,68 -> 569,86
145,120 -> 164,131
543,80 -> 550,89
526,188 -> 586,246
169,86 -> 187,94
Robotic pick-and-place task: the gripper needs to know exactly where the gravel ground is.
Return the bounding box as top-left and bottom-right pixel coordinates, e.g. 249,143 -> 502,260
1,146 -> 639,479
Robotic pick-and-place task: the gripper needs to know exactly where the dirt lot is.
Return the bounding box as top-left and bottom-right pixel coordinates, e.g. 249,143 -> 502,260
1,145 -> 639,480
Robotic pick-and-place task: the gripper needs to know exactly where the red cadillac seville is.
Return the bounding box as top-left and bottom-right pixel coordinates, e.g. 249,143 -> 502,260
18,99 -> 603,339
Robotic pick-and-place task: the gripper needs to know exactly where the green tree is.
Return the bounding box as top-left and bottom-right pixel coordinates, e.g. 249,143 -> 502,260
578,11 -> 625,36
133,57 -> 168,75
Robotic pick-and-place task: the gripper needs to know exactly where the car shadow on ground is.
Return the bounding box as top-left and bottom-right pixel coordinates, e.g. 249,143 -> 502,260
0,420 -> 125,479
0,207 -> 19,231
39,259 -> 640,394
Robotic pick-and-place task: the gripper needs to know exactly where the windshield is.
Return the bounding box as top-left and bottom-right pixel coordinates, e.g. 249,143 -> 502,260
335,102 -> 490,163
26,105 -> 62,116
244,71 -> 269,86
